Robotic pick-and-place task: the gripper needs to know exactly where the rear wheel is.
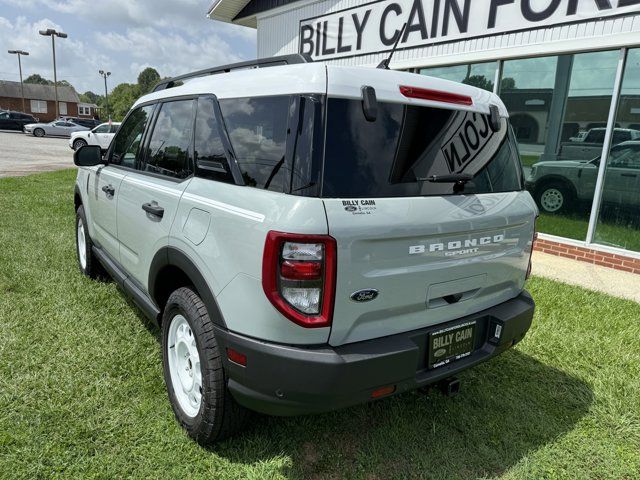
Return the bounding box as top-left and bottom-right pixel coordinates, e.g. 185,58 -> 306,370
162,287 -> 247,445
73,138 -> 87,150
33,128 -> 45,137
535,182 -> 573,214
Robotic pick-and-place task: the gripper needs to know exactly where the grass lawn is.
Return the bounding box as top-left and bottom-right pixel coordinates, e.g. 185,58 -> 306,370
520,155 -> 540,168
1,169 -> 639,479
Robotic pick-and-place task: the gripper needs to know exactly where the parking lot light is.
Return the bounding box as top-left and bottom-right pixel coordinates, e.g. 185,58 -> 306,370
7,50 -> 29,113
98,70 -> 111,120
39,29 -> 67,120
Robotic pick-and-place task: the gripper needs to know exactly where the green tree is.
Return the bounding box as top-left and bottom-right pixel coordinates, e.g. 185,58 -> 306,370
463,75 -> 494,92
137,67 -> 161,95
107,83 -> 140,121
80,91 -> 102,104
24,74 -> 51,85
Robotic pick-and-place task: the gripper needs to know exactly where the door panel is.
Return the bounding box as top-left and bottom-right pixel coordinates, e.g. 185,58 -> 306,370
117,174 -> 191,288
86,166 -> 127,260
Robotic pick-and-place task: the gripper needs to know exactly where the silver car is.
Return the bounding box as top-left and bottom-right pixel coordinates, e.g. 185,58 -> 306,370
24,120 -> 89,138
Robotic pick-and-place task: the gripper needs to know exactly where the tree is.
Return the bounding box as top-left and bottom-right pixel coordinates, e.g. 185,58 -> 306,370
463,75 -> 494,92
500,77 -> 516,91
24,74 -> 51,85
137,67 -> 161,95
108,83 -> 140,121
80,91 -> 101,104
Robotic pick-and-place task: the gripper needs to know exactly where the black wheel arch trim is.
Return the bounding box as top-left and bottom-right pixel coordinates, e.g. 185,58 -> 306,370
149,246 -> 227,328
533,175 -> 578,198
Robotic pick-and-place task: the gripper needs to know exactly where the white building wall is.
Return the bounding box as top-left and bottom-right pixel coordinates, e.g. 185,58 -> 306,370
256,0 -> 640,69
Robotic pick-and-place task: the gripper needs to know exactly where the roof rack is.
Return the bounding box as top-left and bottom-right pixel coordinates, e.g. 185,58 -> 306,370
152,53 -> 313,92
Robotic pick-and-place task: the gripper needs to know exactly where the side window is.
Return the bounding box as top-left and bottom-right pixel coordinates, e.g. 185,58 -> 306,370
0,112 -> 9,120
144,100 -> 195,179
194,97 -> 234,184
110,124 -> 119,134
109,105 -> 154,169
93,124 -> 110,133
218,96 -> 290,191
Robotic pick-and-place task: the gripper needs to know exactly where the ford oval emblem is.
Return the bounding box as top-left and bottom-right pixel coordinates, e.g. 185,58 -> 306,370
350,289 -> 379,302
344,205 -> 358,212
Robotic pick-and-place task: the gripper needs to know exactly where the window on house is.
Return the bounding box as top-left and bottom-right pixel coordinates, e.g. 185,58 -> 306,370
59,102 -> 67,116
30,100 -> 47,114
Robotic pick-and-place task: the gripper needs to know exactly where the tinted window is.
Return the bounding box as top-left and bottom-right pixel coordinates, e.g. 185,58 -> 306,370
110,105 -> 154,169
194,97 -> 234,183
219,96 -> 290,190
322,98 -> 521,198
93,124 -> 110,133
144,100 -> 195,179
109,124 -> 119,134
0,112 -> 8,119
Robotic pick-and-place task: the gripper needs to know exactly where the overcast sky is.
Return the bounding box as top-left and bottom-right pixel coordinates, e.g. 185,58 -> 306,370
0,0 -> 256,94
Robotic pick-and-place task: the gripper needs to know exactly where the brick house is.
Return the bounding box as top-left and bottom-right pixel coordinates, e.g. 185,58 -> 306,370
0,80 -> 97,122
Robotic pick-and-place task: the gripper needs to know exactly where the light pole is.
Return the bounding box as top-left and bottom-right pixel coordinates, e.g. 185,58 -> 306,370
99,70 -> 111,120
7,50 -> 29,113
39,28 -> 67,119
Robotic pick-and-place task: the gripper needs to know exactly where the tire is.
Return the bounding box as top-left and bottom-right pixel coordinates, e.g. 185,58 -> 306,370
162,287 -> 247,445
73,139 -> 87,150
535,181 -> 573,214
75,205 -> 101,278
33,128 -> 45,137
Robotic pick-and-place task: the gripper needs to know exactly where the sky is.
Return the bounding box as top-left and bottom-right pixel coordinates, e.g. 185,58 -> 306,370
0,0 -> 257,95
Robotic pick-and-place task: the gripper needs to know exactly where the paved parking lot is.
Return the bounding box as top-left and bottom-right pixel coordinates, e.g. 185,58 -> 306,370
0,130 -> 74,178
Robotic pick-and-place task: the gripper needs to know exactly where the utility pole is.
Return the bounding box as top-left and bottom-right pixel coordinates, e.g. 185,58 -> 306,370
7,50 -> 29,112
99,70 -> 111,120
39,29 -> 67,119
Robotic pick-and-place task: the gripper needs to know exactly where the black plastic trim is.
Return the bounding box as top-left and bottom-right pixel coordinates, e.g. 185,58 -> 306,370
148,246 -> 227,328
92,246 -> 161,322
214,291 -> 535,416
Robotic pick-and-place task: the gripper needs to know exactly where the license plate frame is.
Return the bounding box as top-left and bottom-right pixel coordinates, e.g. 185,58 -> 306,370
428,321 -> 476,369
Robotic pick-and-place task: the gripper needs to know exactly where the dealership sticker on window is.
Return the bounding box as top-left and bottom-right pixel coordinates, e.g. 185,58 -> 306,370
343,199 -> 377,215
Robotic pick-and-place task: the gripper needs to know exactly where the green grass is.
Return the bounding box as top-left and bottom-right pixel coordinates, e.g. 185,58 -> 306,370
520,155 -> 540,168
1,170 -> 640,479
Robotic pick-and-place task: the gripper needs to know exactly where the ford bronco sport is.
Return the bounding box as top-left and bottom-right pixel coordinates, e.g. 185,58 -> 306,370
73,54 -> 537,444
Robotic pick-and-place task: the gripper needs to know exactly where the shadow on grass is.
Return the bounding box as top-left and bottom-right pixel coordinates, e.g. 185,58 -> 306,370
120,290 -> 592,479
214,349 -> 593,480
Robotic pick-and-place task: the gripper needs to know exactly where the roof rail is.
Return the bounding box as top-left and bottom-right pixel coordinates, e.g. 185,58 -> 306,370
152,54 -> 313,92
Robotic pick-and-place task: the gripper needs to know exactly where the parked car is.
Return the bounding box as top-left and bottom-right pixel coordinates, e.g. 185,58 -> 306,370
69,122 -> 120,151
24,120 -> 89,138
0,110 -> 38,131
526,141 -> 640,213
559,128 -> 640,161
72,54 -> 537,445
61,116 -> 101,129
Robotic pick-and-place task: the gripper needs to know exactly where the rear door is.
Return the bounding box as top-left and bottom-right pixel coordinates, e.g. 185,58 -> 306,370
116,98 -> 195,289
320,97 -> 536,346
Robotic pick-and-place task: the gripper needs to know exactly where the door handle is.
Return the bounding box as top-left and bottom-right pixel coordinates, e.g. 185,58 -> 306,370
101,184 -> 115,196
621,173 -> 637,178
142,202 -> 164,218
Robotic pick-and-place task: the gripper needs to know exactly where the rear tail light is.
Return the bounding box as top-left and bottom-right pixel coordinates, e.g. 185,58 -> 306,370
399,85 -> 473,106
262,231 -> 337,328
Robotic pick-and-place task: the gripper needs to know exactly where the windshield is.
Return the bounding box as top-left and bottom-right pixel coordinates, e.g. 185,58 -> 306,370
322,98 -> 523,198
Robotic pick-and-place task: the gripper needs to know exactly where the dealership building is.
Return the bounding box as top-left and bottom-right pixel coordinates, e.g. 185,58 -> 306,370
209,0 -> 640,271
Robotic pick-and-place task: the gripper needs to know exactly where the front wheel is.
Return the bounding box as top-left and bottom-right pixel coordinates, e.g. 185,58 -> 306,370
73,139 -> 87,150
33,128 -> 45,137
535,182 -> 573,214
162,287 -> 247,445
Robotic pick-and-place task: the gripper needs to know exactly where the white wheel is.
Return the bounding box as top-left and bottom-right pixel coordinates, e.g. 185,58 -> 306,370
540,188 -> 564,213
77,217 -> 87,270
167,314 -> 202,418
73,139 -> 87,150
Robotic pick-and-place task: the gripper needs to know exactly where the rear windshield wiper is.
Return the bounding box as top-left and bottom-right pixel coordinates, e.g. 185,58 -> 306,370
417,173 -> 474,193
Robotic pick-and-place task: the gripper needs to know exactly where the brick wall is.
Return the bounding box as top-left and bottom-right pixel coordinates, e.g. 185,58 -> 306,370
0,95 -> 78,122
534,236 -> 640,274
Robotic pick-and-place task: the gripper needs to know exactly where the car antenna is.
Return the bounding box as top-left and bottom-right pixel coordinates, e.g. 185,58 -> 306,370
377,22 -> 408,70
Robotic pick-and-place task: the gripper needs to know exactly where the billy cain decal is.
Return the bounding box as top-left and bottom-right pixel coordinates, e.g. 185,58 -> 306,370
299,0 -> 640,61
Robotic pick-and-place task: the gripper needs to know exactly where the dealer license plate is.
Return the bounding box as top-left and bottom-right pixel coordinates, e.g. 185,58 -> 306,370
428,321 -> 476,369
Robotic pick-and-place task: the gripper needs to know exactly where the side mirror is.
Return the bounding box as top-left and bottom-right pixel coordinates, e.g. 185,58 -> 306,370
74,145 -> 104,167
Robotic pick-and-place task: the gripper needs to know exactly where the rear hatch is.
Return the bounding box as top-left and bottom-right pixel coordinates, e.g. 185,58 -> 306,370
322,69 -> 537,346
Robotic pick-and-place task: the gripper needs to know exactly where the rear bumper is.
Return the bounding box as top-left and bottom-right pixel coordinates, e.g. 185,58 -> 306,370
215,291 -> 535,416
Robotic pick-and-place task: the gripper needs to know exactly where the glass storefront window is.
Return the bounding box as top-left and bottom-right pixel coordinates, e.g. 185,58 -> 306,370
504,51 -> 619,241
420,62 -> 497,92
594,48 -> 640,252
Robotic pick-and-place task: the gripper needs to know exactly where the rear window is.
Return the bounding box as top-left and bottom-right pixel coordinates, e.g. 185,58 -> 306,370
321,98 -> 522,198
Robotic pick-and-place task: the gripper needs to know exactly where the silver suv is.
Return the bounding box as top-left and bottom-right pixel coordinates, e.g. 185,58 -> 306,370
73,55 -> 537,444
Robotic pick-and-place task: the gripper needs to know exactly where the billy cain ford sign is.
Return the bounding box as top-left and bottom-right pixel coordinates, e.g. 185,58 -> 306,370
299,0 -> 640,61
